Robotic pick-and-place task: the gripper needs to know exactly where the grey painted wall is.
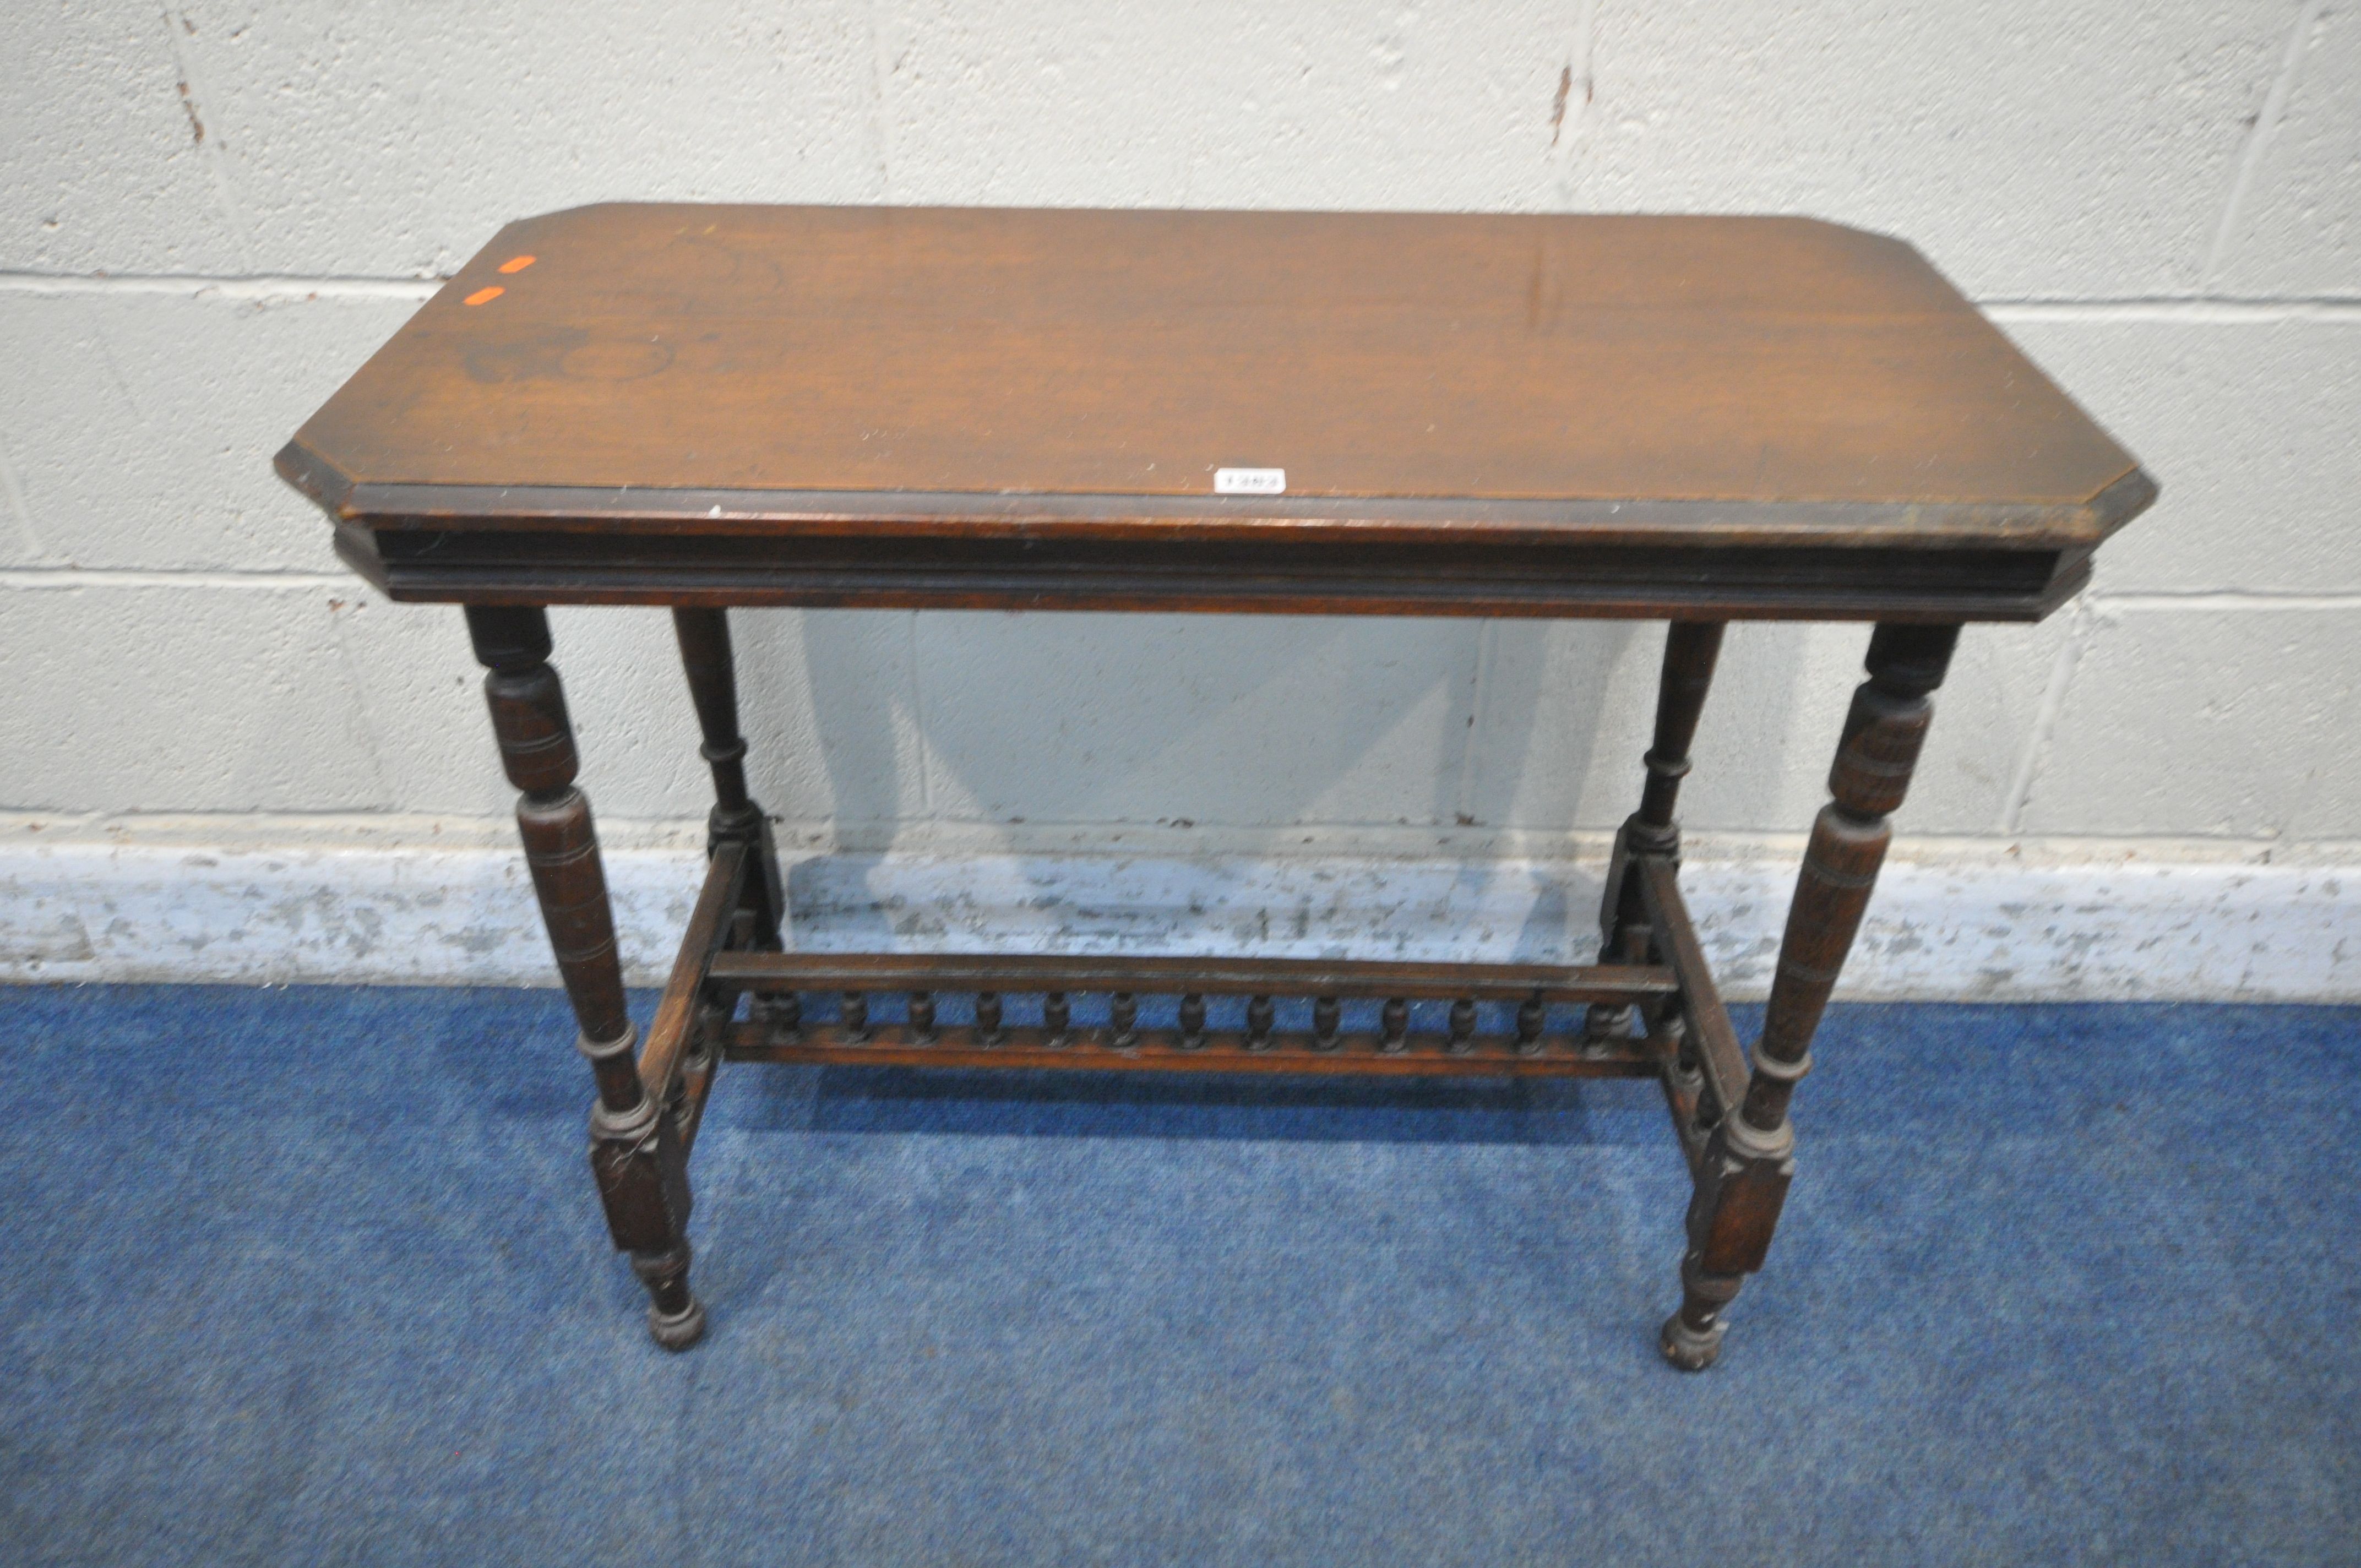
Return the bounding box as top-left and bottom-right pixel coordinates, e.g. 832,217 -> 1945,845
2,3 -> 2356,993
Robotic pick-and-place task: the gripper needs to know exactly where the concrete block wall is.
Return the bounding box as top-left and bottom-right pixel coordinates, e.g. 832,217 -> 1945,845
3,2 -> 2357,997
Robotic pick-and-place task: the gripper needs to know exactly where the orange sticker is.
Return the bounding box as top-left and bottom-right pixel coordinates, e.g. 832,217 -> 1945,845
463,286 -> 504,306
497,254 -> 536,274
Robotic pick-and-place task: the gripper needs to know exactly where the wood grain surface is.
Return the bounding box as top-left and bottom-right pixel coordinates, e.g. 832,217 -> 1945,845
278,204 -> 2155,617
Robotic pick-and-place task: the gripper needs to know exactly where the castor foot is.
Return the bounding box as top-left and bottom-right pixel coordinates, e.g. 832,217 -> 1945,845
631,1243 -> 703,1351
649,1295 -> 707,1352
1659,1311 -> 1724,1371
1661,1251 -> 1741,1370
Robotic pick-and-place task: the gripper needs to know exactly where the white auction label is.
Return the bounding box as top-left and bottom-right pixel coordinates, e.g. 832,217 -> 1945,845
1214,467 -> 1287,496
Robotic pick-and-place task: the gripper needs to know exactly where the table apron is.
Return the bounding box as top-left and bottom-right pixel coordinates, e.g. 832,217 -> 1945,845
340,523 -> 2087,621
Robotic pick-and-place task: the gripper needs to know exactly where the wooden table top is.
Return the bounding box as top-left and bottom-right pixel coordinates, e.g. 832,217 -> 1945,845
279,203 -> 2153,620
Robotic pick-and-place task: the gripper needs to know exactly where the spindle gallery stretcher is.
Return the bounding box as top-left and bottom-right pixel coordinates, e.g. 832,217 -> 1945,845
278,204 -> 2153,1369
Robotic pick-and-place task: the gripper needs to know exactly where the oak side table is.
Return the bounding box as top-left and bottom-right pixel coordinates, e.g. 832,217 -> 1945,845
278,204 -> 2153,1369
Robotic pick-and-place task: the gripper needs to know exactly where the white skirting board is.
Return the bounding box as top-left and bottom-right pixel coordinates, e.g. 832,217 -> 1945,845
2,831 -> 2354,1001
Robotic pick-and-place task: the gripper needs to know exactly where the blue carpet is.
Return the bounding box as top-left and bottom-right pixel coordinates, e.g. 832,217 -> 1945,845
0,985 -> 2355,1565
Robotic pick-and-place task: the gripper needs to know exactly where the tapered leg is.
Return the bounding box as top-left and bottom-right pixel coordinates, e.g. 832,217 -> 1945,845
672,608 -> 787,951
1587,622 -> 1726,1044
1660,622 -> 1960,1370
468,606 -> 704,1351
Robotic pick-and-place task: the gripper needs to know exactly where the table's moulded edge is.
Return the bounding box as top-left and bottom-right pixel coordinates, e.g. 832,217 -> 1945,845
278,440 -> 2153,551
279,441 -> 2150,623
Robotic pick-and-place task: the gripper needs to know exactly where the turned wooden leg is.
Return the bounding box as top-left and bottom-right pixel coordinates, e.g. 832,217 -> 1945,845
1587,621 -> 1725,1045
469,605 -> 705,1352
672,607 -> 786,952
1660,622 -> 1960,1370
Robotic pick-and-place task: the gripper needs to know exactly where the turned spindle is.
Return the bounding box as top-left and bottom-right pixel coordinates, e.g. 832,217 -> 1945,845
976,990 -> 1003,1042
1515,996 -> 1544,1055
1313,995 -> 1341,1050
910,990 -> 936,1041
1043,990 -> 1070,1041
1448,997 -> 1476,1053
1380,997 -> 1408,1052
1245,994 -> 1275,1050
1178,993 -> 1206,1049
841,990 -> 869,1041
1588,622 -> 1725,1042
1111,992 -> 1138,1044
670,607 -> 786,952
1663,1011 -> 1696,1087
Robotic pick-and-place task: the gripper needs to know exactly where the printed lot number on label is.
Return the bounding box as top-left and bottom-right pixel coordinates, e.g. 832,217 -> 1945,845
1214,467 -> 1286,496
